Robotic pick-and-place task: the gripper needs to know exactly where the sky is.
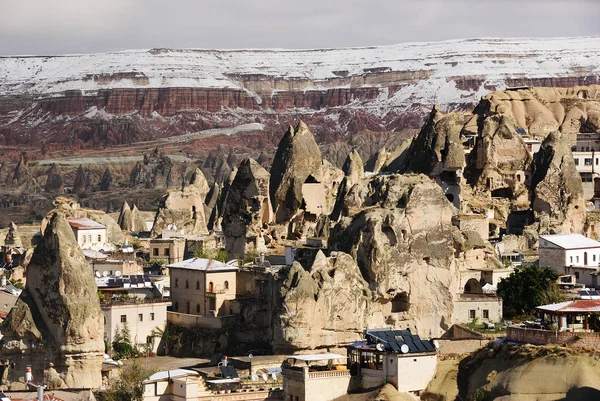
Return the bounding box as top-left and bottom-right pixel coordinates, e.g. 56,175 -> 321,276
0,0 -> 599,55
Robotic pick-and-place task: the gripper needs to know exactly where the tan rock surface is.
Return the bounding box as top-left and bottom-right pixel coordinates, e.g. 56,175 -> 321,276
329,174 -> 459,338
0,212 -> 104,389
275,251 -> 371,352
222,158 -> 272,256
530,131 -> 585,234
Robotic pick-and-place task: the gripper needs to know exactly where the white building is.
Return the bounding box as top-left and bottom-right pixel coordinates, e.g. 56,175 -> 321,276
346,329 -> 438,394
539,234 -> 600,287
68,218 -> 112,252
102,299 -> 170,353
142,369 -> 211,400
282,354 -> 350,401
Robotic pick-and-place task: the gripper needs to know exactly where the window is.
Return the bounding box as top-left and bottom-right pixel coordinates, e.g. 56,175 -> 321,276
577,256 -> 580,263
575,272 -> 580,280
483,310 -> 489,319
82,235 -> 86,243
585,158 -> 593,166
196,281 -> 200,290
596,159 -> 599,166
120,315 -> 127,323
469,310 -> 476,320
185,280 -> 189,289
153,248 -> 159,256
104,316 -> 106,325
224,280 -> 229,290
175,279 -> 179,288
574,158 -> 579,166
594,255 -> 597,262
150,313 -> 155,321
88,235 -> 92,242
174,302 -> 178,311
196,304 -> 200,313
97,234 -> 102,242
139,314 -> 143,322
570,256 -> 574,264
208,282 -> 214,292
164,248 -> 170,256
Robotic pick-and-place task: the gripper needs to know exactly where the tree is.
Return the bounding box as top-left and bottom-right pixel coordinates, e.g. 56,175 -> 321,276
106,361 -> 155,401
112,322 -> 139,360
497,265 -> 562,318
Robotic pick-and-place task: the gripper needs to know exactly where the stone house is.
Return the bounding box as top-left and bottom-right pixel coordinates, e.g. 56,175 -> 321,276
102,298 -> 170,353
346,329 -> 438,394
282,353 -> 350,401
167,258 -> 238,317
149,238 -> 186,265
67,217 -> 111,252
539,234 -> 600,287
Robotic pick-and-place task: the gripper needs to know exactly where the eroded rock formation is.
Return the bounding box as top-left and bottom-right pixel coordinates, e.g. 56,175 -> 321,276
530,131 -> 585,234
222,158 -> 272,256
44,164 -> 64,193
0,212 -> 104,389
275,251 -> 371,352
151,170 -> 211,236
329,174 -> 459,337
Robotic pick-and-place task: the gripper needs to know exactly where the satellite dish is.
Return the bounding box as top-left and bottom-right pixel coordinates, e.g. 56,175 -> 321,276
172,224 -> 177,230
376,343 -> 385,352
433,340 -> 440,349
102,271 -> 109,277
115,270 -> 122,277
400,344 -> 409,354
95,271 -> 101,278
167,224 -> 173,230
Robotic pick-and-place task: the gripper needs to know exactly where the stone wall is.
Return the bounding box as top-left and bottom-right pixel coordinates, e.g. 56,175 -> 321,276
507,326 -> 600,347
453,297 -> 503,324
437,339 -> 490,356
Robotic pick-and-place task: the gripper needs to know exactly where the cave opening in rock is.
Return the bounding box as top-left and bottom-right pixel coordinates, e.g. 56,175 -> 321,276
391,292 -> 410,313
464,278 -> 483,294
491,187 -> 513,199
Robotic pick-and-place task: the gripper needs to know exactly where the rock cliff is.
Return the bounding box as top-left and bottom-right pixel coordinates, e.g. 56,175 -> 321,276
269,122 -> 324,223
329,174 -> 459,337
222,158 -> 272,256
530,131 -> 585,234
1,38 -> 598,148
274,251 -> 371,352
0,212 -> 104,389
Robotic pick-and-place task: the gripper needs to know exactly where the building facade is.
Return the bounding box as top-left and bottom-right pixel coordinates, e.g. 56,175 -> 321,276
102,299 -> 170,353
68,218 -> 111,252
539,234 -> 600,287
168,258 -> 238,317
149,238 -> 186,265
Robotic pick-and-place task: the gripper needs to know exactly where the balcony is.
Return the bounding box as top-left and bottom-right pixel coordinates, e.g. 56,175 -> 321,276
282,366 -> 350,380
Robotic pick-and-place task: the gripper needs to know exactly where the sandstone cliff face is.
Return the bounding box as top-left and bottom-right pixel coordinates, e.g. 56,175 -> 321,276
222,158 -> 272,257
274,251 -> 371,352
456,343 -> 600,401
44,163 -> 64,193
530,131 -> 585,234
151,171 -> 210,236
400,106 -> 467,175
329,174 -> 459,337
1,39 -> 598,149
477,86 -> 600,138
269,122 -> 324,223
465,115 -> 531,203
0,212 -> 104,389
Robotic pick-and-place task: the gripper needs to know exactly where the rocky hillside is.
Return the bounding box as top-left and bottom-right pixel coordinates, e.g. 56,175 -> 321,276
1,37 -> 599,148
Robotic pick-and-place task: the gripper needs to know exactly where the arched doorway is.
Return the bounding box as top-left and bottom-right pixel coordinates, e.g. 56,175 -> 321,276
464,278 -> 483,294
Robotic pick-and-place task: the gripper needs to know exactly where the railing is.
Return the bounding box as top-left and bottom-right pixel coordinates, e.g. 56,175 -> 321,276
100,297 -> 171,306
307,370 -> 350,379
281,367 -> 350,380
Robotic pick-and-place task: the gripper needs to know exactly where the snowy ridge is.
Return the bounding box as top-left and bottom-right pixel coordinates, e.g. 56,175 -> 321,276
0,36 -> 599,114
